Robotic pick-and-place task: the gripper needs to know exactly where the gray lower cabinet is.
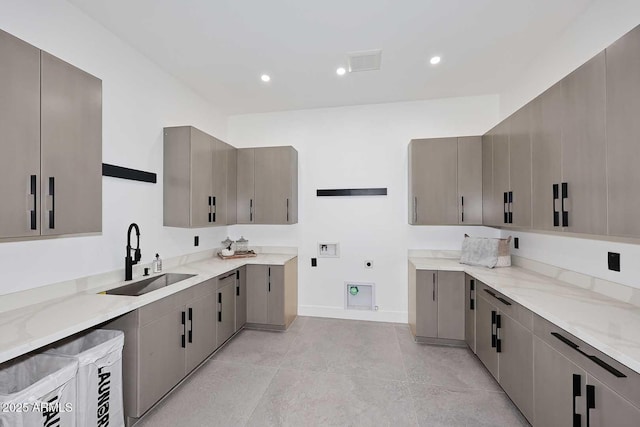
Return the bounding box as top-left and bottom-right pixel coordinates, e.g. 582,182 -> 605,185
408,137 -> 482,225
235,267 -> 247,331
606,24 -> 640,238
237,146 -> 298,225
216,271 -> 236,347
475,291 -> 499,379
246,258 -> 298,329
103,278 -> 217,422
163,126 -> 235,227
533,314 -> 640,427
0,29 -> 102,239
408,269 -> 464,341
464,275 -> 476,353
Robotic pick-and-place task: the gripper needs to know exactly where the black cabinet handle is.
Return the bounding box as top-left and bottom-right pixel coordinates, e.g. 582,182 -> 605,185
268,267 -> 271,292
461,196 -> 464,223
432,273 -> 436,301
469,279 -> 475,310
286,198 -> 289,222
503,192 -> 508,224
211,196 -> 216,222
249,199 -> 253,222
483,289 -> 512,306
48,177 -> 55,229
572,374 -> 582,427
181,311 -> 186,348
496,314 -> 502,353
188,307 -> 193,343
236,270 -> 240,295
508,191 -> 513,224
218,292 -> 222,322
208,196 -> 213,223
561,182 -> 569,227
553,184 -> 560,227
551,332 -> 626,378
491,310 -> 497,348
586,384 -> 595,427
29,175 -> 37,230
414,197 -> 418,223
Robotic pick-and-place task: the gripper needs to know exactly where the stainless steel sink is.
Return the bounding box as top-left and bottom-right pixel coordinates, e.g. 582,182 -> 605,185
105,273 -> 196,296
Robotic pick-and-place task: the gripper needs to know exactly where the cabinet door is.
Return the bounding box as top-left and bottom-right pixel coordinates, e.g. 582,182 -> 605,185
475,293 -> 499,379
561,52 -> 607,235
211,138 -> 228,225
415,270 -> 438,338
246,264 -> 268,324
227,147 -> 237,225
408,138 -> 458,225
236,148 -> 255,224
492,120 -> 510,226
216,278 -> 236,347
482,132 -> 496,225
40,52 -> 102,236
0,30 -> 41,239
531,83 -> 563,231
436,271 -> 465,340
254,147 -> 292,224
508,104 -> 532,228
606,25 -> 640,238
267,265 -> 286,326
457,137 -> 483,225
534,337 -> 587,427
587,375 -> 640,427
188,128 -> 214,227
235,268 -> 247,331
138,307 -> 186,415
465,275 -> 476,353
185,292 -> 216,373
499,313 -> 534,422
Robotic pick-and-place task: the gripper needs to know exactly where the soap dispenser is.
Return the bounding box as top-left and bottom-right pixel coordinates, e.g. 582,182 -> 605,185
153,254 -> 162,273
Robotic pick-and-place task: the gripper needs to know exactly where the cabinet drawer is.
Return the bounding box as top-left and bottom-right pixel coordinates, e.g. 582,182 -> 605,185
217,270 -> 236,290
476,281 -> 533,331
534,314 -> 640,409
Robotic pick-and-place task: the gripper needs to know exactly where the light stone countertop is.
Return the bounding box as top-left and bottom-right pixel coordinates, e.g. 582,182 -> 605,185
409,257 -> 640,374
0,253 -> 296,365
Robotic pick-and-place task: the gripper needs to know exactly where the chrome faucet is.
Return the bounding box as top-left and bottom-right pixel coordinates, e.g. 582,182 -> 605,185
125,223 -> 141,281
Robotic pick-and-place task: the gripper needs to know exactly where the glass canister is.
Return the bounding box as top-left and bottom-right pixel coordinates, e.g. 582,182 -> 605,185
235,236 -> 249,253
221,237 -> 234,250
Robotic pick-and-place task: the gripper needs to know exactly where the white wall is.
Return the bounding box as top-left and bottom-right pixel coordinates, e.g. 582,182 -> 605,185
496,0 -> 640,291
228,96 -> 501,322
499,0 -> 640,120
0,0 -> 230,295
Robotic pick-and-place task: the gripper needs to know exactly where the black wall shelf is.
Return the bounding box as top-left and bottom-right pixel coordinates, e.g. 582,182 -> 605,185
102,164 -> 157,184
316,188 -> 387,197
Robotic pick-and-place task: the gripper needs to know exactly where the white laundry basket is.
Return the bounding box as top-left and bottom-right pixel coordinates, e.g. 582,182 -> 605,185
45,329 -> 124,427
0,353 -> 77,427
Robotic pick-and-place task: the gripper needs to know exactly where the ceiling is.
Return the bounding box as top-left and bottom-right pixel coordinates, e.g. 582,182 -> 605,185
68,0 -> 595,115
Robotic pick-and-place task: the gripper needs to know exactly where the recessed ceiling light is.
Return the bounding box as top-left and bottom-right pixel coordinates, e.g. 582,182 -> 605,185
430,56 -> 441,65
336,67 -> 346,76
261,74 -> 271,82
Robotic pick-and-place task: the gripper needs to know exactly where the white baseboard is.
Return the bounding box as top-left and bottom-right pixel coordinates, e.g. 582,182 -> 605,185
298,305 -> 408,324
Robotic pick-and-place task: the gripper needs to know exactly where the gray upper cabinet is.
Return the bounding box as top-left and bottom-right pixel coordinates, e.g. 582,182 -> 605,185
530,82 -> 563,231
0,30 -> 41,239
226,146 -> 238,225
236,146 -> 298,225
482,132 -> 498,226
561,52 -> 607,235
508,103 -> 532,228
163,126 -> 235,228
492,120 -> 510,226
606,25 -> 640,238
0,29 -> 102,240
408,137 -> 482,225
457,137 -> 483,224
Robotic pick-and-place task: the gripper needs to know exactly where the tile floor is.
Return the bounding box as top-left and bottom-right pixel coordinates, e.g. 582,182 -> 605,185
137,316 -> 530,427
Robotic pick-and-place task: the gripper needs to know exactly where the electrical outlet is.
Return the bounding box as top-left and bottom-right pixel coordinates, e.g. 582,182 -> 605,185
365,260 -> 373,269
311,258 -> 317,267
514,237 -> 519,249
608,252 -> 620,272
194,236 -> 199,247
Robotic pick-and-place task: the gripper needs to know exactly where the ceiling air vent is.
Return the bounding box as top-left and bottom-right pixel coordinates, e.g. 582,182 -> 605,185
347,49 -> 382,72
